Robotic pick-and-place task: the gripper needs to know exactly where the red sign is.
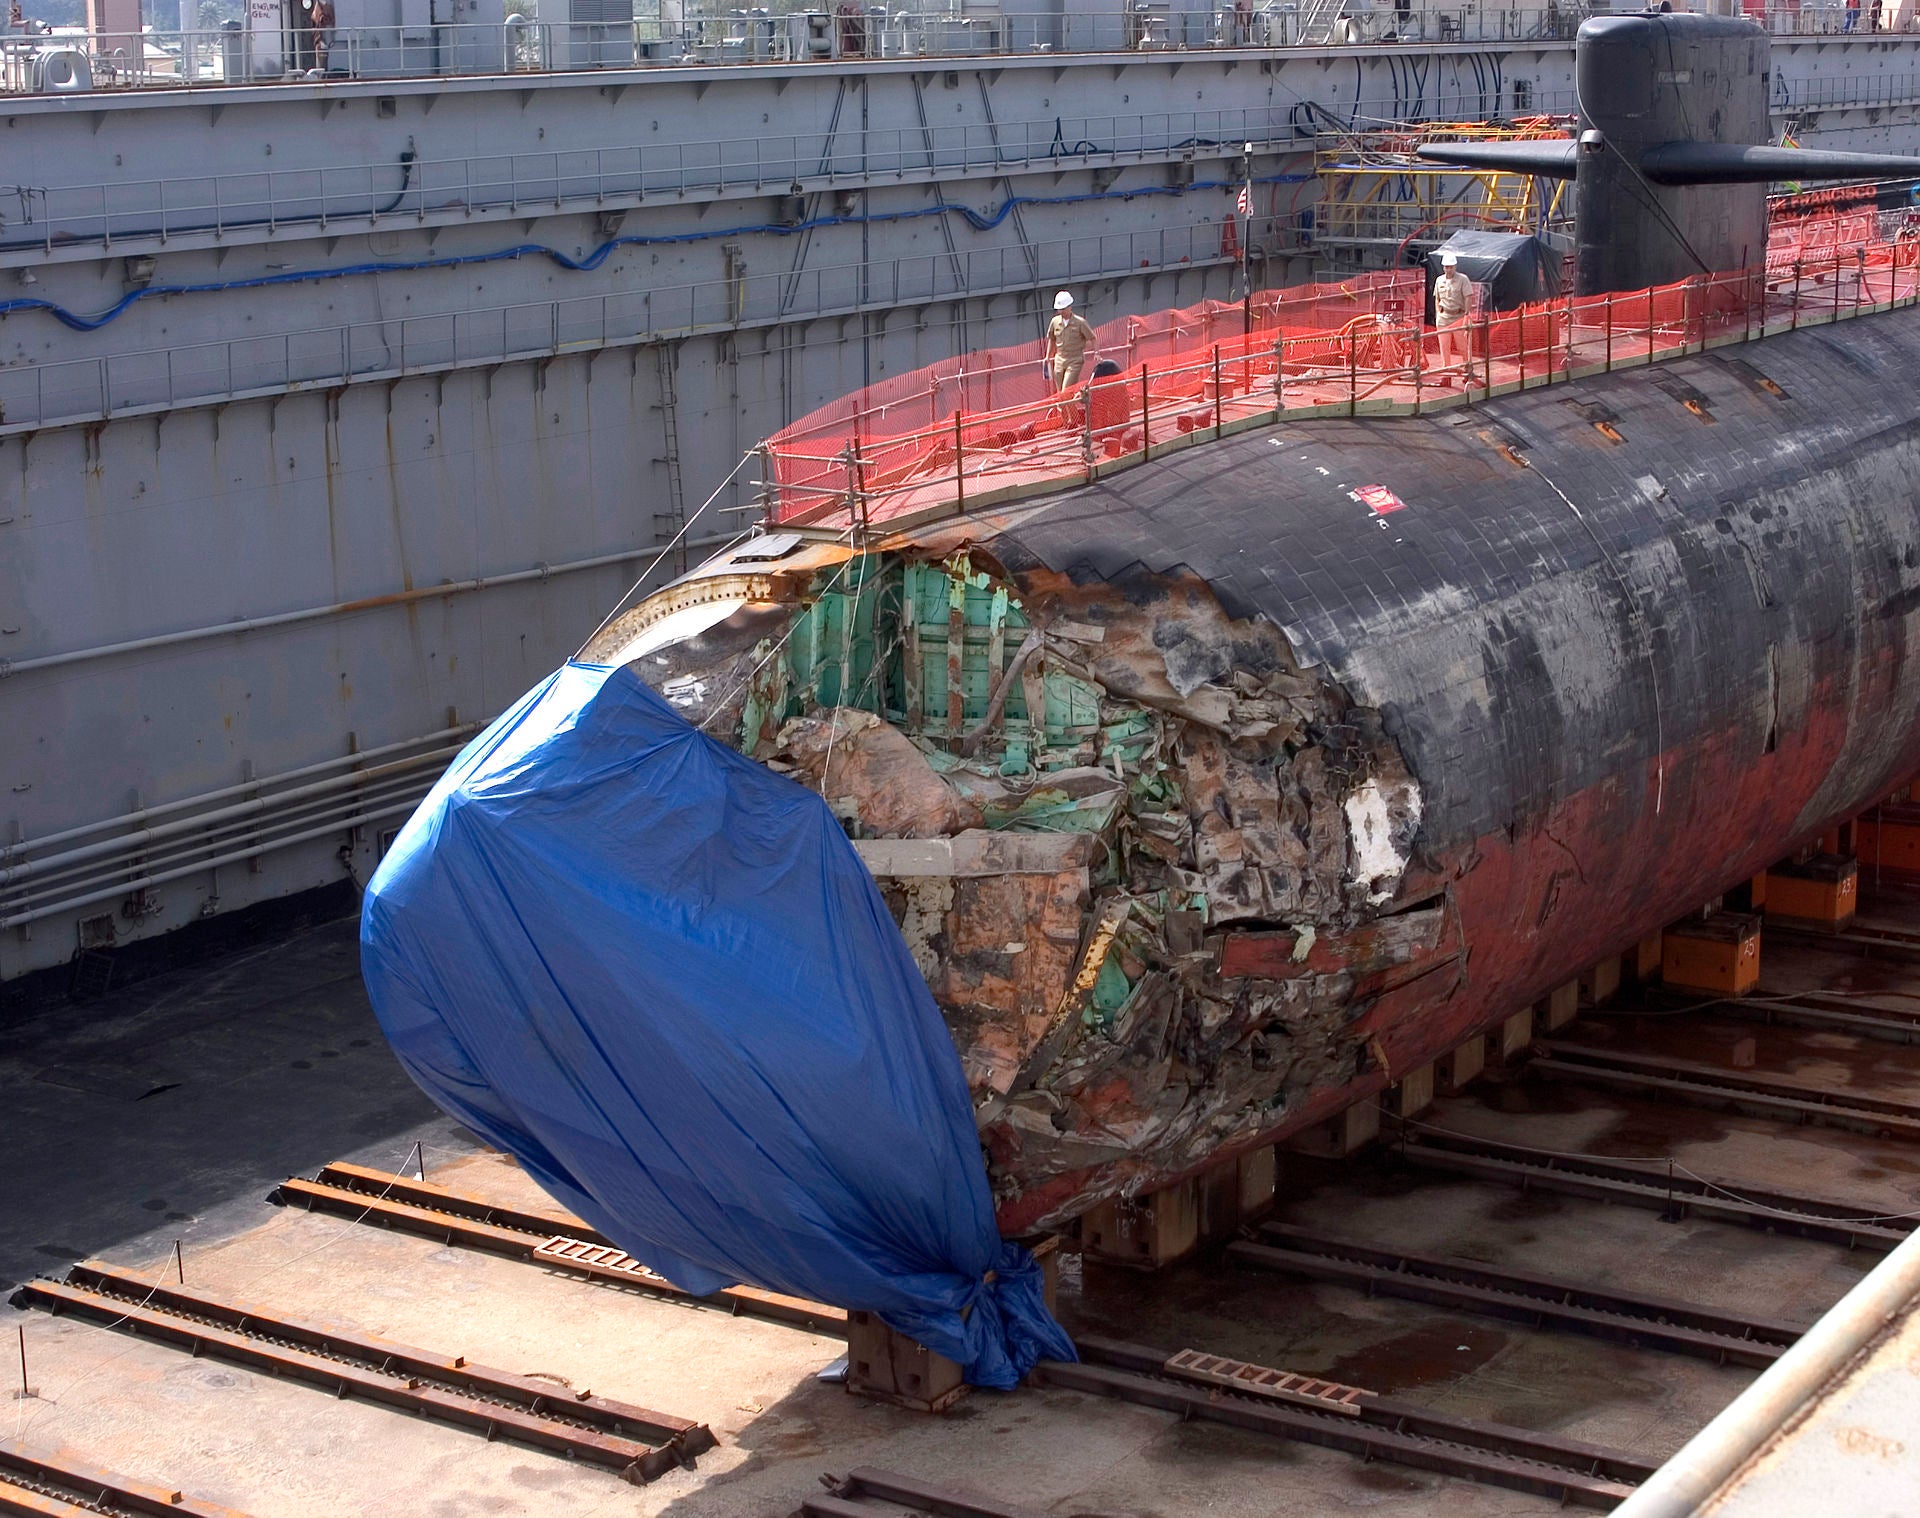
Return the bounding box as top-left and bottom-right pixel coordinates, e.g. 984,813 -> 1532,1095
1352,484 -> 1406,516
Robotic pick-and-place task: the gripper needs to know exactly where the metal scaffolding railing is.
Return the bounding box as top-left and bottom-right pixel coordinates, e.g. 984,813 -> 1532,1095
8,5 -> 1916,97
761,213 -> 1920,531
1311,117 -> 1575,258
0,10 -> 1590,96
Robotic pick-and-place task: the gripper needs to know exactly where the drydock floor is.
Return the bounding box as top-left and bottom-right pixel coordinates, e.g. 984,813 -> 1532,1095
6,898 -> 1920,1515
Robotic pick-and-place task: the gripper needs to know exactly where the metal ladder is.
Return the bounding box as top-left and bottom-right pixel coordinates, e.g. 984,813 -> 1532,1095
1296,0 -> 1352,44
653,343 -> 688,575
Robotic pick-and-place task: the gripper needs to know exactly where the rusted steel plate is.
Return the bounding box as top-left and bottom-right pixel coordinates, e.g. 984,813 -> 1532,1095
1030,1355 -> 1642,1508
1230,1229 -> 1800,1368
1394,1132 -> 1910,1249
15,1265 -> 711,1484
277,1167 -> 845,1334
0,1439 -> 254,1518
802,1467 -> 1048,1518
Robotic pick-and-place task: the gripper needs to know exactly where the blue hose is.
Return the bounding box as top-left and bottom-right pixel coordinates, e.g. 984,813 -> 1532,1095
1,173 -> 1312,333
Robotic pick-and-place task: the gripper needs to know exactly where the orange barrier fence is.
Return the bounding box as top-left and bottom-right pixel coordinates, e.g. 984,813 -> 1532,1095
765,218 -> 1920,531
766,270 -> 1421,510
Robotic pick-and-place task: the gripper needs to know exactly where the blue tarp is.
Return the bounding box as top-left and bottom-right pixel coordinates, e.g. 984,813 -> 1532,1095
359,661 -> 1075,1388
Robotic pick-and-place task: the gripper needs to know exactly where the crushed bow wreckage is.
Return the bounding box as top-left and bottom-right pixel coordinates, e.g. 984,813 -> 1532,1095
584,539 -> 1450,1235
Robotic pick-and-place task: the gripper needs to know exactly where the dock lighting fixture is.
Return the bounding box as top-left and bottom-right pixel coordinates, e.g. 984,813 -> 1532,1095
124,255 -> 156,288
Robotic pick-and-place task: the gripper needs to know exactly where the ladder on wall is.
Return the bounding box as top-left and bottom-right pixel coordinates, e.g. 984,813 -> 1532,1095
653,343 -> 688,576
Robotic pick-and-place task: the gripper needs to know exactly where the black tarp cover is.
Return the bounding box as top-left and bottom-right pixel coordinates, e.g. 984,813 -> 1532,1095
1427,231 -> 1564,314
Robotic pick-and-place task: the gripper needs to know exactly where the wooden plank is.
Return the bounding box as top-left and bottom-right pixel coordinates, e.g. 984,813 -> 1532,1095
852,831 -> 1096,879
1542,980 -> 1580,1031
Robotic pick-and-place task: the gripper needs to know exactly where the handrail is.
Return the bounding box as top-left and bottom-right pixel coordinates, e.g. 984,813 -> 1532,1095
0,8 -> 1592,97
763,214 -> 1920,532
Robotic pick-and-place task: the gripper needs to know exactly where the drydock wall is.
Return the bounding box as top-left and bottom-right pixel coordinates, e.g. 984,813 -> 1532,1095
4,36 -> 1920,978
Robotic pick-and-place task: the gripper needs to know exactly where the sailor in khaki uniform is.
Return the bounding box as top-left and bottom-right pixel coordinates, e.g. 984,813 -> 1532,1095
1432,251 -> 1480,383
1044,290 -> 1098,392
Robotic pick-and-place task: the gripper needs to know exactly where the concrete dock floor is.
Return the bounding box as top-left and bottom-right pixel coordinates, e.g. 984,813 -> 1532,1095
2,908 -> 1912,1516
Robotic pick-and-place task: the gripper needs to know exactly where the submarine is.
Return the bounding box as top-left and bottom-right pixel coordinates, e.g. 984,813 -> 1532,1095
395,13 -> 1920,1242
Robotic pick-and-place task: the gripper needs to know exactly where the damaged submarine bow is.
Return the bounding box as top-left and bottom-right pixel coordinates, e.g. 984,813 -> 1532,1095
587,13 -> 1920,1235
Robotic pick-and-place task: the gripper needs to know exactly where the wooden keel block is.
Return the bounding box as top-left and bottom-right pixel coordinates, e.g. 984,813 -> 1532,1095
1197,1159 -> 1244,1247
1541,980 -> 1581,1031
1029,1234 -> 1063,1313
1629,932 -> 1664,984
1237,1145 -> 1278,1223
1498,1005 -> 1534,1063
1764,853 -> 1858,932
1438,1034 -> 1485,1094
1286,1100 -> 1381,1161
846,1312 -> 968,1414
1580,956 -> 1622,1009
1853,806 -> 1920,882
1662,912 -> 1762,997
1385,1062 -> 1435,1118
1082,1178 -> 1202,1270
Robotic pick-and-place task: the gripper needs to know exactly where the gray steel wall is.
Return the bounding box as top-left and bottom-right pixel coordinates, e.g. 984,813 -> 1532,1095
2,36 -> 1918,978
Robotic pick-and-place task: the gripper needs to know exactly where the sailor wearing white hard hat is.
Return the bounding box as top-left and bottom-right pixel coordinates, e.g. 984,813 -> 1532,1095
1432,251 -> 1480,385
1044,289 -> 1098,393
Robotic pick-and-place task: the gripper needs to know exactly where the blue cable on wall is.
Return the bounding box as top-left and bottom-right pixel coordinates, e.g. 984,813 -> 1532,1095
0,173 -> 1312,333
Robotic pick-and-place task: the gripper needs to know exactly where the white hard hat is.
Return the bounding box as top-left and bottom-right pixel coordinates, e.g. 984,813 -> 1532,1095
1053,290 -> 1074,310
1441,252 -> 1459,267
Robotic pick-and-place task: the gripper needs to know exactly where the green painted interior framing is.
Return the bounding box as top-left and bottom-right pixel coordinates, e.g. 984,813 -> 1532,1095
771,553 -> 1115,766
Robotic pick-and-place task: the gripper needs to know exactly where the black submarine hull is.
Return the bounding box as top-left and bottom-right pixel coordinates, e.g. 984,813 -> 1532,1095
912,307 -> 1920,1227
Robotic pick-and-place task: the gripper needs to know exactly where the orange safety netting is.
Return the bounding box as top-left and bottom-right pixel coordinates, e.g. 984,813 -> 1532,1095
765,212 -> 1920,531
767,269 -> 1420,512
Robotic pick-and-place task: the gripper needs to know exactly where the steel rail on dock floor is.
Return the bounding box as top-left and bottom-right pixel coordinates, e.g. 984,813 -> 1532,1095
1623,988 -> 1920,1045
798,1467 -> 1046,1518
271,1162 -> 845,1334
1530,1039 -> 1920,1141
1391,1128 -> 1911,1249
0,1439 -> 255,1518
10,1263 -> 713,1485
1766,919 -> 1920,962
1228,1224 -> 1806,1368
1032,1336 -> 1653,1509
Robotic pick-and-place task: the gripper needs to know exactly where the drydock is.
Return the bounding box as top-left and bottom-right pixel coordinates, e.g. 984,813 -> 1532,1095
13,0 -> 1920,986
11,6 -> 1920,1517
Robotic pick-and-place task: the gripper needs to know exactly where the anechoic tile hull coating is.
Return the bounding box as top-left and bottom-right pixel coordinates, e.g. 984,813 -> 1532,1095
621,307 -> 1920,1234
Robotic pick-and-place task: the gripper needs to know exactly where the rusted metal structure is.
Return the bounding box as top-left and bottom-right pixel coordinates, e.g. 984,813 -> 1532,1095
12,1261 -> 715,1482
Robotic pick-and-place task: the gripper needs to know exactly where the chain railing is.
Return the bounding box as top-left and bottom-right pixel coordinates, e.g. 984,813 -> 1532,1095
762,214 -> 1920,530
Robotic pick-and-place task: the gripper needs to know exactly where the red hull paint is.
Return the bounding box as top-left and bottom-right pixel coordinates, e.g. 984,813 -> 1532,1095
993,670 -> 1916,1234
